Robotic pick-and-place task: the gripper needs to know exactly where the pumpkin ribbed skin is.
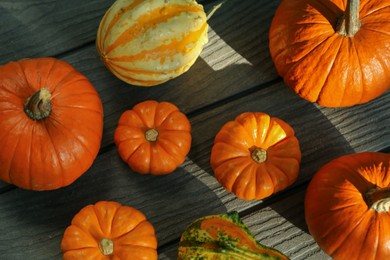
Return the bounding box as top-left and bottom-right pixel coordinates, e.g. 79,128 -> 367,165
210,112 -> 301,200
269,0 -> 390,107
305,152 -> 390,260
114,100 -> 191,175
0,58 -> 103,190
61,201 -> 158,260
96,0 -> 208,86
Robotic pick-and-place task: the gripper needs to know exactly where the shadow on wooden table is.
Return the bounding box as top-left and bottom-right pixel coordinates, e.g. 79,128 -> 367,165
185,63 -> 356,236
0,149 -> 227,259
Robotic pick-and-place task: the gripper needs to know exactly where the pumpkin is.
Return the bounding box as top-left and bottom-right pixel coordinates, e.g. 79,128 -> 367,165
96,0 -> 208,86
210,112 -> 301,200
0,58 -> 103,190
61,201 -> 158,259
269,0 -> 390,107
178,211 -> 289,259
114,100 -> 191,175
305,152 -> 390,260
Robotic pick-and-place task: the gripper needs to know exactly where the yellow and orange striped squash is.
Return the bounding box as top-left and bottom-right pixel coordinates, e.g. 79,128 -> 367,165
96,0 -> 209,86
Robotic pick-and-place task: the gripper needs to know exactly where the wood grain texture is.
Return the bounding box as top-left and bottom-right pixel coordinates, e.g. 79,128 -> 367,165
0,0 -> 114,62
188,82 -> 390,182
158,188 -> 331,260
0,0 -> 388,259
0,0 -> 280,190
0,84 -> 387,257
0,0 -> 214,62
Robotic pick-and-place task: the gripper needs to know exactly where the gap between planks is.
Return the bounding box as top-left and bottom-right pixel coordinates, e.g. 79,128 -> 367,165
53,0 -> 224,60
0,76 -> 283,195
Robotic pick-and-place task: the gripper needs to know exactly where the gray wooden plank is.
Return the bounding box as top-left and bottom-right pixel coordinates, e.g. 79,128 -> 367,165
62,0 -> 281,147
0,154 -> 227,260
0,0 -> 241,63
0,0 -> 214,62
0,80 -> 387,259
0,0 -> 114,62
241,189 -> 330,260
188,82 -> 390,185
63,0 -> 281,146
158,188 -> 331,260
0,0 -> 388,258
0,0 -> 282,189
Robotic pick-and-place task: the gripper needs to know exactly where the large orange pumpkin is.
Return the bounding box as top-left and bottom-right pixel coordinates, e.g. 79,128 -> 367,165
114,100 -> 191,175
61,201 -> 158,260
96,0 -> 208,86
0,58 -> 103,190
210,112 -> 301,200
269,0 -> 390,107
305,152 -> 390,260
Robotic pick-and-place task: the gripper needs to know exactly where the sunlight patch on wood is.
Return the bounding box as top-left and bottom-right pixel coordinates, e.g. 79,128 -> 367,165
200,26 -> 253,71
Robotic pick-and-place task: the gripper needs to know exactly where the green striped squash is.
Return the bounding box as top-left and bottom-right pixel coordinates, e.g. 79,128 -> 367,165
178,212 -> 290,260
96,0 -> 208,86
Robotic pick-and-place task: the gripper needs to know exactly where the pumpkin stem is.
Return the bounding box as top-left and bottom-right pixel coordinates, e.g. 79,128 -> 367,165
145,128 -> 159,142
365,187 -> 390,212
99,238 -> 114,256
24,88 -> 52,120
336,0 -> 360,37
251,148 -> 267,163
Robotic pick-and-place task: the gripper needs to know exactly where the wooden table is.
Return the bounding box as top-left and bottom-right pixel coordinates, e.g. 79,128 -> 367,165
0,0 -> 388,259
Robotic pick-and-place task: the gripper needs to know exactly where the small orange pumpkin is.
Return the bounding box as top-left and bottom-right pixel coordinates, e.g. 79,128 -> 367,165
269,0 -> 390,107
114,100 -> 191,175
0,58 -> 103,190
305,152 -> 390,260
210,112 -> 301,200
96,0 -> 208,86
61,201 -> 158,259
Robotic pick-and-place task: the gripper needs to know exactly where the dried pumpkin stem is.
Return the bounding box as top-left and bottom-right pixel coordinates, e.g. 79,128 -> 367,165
99,238 -> 114,256
365,187 -> 390,212
24,88 -> 52,120
145,128 -> 159,142
336,0 -> 360,37
251,148 -> 267,163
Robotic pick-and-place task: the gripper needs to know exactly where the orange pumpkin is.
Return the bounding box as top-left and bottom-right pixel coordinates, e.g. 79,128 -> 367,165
210,112 -> 301,200
114,100 -> 191,175
305,152 -> 390,260
0,58 -> 103,190
269,0 -> 390,107
96,0 -> 208,86
61,201 -> 158,260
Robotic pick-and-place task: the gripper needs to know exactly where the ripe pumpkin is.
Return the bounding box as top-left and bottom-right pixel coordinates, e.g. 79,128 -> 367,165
178,211 -> 289,259
61,201 -> 158,260
269,0 -> 390,107
0,58 -> 103,190
96,0 -> 208,86
114,100 -> 191,175
305,152 -> 390,260
210,112 -> 301,200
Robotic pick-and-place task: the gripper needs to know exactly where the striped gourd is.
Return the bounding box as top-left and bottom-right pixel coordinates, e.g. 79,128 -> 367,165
96,0 -> 208,86
178,212 -> 289,259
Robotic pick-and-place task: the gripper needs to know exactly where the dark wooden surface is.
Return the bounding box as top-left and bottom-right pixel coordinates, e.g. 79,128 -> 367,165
0,0 -> 389,259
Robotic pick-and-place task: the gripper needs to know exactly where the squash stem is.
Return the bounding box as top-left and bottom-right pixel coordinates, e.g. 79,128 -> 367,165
145,128 -> 159,142
99,238 -> 114,256
24,88 -> 52,120
366,187 -> 390,212
251,148 -> 267,163
206,0 -> 226,20
336,0 -> 360,37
